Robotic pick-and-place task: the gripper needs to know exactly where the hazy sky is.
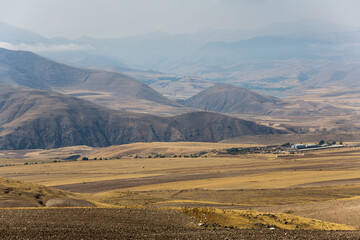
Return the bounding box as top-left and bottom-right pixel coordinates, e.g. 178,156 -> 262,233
0,0 -> 359,39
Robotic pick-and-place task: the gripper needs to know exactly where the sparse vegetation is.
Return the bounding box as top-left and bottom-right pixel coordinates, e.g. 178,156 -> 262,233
180,207 -> 354,230
1,143 -> 360,232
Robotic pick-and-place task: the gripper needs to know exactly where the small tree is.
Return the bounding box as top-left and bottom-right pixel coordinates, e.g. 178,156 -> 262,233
318,140 -> 325,145
282,143 -> 291,147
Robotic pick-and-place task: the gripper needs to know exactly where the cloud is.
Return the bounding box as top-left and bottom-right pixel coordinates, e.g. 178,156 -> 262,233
0,42 -> 93,52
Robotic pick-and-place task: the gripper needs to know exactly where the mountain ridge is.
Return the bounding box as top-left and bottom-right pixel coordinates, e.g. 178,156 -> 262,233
0,85 -> 286,150
0,47 -> 182,113
182,84 -> 352,117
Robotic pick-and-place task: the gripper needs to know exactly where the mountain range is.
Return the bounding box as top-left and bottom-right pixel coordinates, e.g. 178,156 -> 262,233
0,47 -> 184,115
0,20 -> 358,150
0,85 -> 285,150
2,20 -> 360,99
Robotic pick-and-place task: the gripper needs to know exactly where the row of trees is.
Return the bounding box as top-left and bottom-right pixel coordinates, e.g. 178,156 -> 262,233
318,140 -> 343,145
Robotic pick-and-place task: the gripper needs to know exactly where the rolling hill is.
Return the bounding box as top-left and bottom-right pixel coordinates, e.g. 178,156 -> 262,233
182,84 -> 279,115
0,85 -> 285,150
182,84 -> 352,117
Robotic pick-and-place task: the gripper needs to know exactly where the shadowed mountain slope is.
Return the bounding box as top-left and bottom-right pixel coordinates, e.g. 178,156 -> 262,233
0,85 -> 285,150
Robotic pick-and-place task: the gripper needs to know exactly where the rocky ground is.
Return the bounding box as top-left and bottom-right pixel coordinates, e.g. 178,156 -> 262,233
0,208 -> 359,239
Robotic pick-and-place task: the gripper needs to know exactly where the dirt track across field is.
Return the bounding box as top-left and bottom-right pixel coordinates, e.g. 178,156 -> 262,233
0,208 -> 359,240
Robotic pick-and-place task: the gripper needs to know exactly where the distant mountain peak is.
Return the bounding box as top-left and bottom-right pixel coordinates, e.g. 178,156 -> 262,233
182,84 -> 279,115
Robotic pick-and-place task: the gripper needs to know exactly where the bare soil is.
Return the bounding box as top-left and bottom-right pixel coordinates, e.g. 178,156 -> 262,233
0,208 -> 359,240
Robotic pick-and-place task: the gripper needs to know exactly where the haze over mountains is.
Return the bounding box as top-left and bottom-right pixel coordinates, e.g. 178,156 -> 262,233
1,20 -> 360,98
0,85 -> 285,150
1,19 -> 360,150
0,47 -> 184,115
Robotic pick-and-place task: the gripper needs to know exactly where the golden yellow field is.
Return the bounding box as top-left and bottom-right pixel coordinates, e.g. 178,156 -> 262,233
2,145 -> 360,190
1,142 -> 360,230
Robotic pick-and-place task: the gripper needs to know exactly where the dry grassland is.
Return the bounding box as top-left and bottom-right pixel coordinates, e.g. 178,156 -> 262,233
86,142 -> 258,159
0,145 -> 96,166
0,176 -> 357,231
181,208 -> 355,230
1,145 -> 360,190
255,196 -> 360,229
1,143 -> 360,230
0,177 -> 77,207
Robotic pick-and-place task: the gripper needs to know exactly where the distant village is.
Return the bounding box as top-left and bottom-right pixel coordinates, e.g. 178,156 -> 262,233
223,140 -> 345,155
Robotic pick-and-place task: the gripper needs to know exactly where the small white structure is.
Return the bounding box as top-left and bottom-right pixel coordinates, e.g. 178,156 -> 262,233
305,144 -> 318,148
291,144 -> 306,149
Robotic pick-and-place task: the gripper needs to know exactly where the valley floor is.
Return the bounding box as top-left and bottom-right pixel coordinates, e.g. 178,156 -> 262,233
1,142 -> 360,238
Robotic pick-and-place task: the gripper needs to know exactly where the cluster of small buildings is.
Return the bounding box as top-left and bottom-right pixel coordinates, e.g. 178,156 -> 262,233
291,144 -> 316,149
291,143 -> 343,150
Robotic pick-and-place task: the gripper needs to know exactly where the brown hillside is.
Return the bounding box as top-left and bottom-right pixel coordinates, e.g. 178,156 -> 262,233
0,85 -> 285,150
183,84 -> 351,117
183,84 -> 279,115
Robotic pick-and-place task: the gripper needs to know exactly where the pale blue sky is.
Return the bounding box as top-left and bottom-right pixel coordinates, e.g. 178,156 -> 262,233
0,0 -> 359,39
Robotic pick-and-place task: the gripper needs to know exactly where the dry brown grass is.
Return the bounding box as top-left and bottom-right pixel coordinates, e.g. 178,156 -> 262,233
255,197 -> 360,229
1,145 -> 360,191
86,142 -> 258,159
1,143 -> 360,229
0,177 -> 79,206
180,207 -> 355,230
